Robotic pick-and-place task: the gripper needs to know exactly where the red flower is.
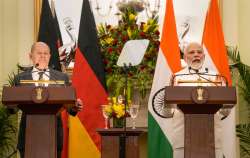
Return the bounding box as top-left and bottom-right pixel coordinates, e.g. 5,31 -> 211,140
154,47 -> 160,52
108,47 -> 113,53
155,41 -> 160,47
106,68 -> 112,73
112,111 -> 116,117
117,31 -> 122,35
103,59 -> 108,65
144,54 -> 151,59
117,46 -> 123,53
140,32 -> 146,38
128,72 -> 133,77
122,36 -> 128,42
140,65 -> 146,71
155,30 -> 160,36
113,39 -> 118,45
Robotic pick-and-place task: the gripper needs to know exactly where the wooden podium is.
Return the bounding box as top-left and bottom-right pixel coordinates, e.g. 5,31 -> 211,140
165,86 -> 236,158
97,128 -> 147,158
2,86 -> 76,158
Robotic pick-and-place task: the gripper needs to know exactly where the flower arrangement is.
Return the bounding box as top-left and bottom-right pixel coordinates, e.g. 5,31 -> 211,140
103,96 -> 131,127
103,96 -> 130,119
98,8 -> 160,99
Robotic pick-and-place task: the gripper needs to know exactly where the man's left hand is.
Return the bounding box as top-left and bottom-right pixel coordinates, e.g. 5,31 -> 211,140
72,98 -> 83,112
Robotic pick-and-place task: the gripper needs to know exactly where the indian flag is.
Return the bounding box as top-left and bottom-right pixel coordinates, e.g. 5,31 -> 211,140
148,0 -> 236,157
148,0 -> 181,157
202,0 -> 235,158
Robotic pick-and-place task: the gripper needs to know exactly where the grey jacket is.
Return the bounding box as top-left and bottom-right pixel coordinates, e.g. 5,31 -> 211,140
15,68 -> 76,157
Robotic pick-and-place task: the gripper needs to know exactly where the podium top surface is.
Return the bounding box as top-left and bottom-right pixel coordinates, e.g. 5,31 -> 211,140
2,86 -> 76,105
165,86 -> 237,105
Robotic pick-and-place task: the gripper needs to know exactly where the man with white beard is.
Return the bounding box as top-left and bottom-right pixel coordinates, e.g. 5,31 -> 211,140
169,42 -> 227,158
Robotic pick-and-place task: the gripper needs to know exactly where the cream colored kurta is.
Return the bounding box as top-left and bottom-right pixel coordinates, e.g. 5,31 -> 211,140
171,67 -> 225,157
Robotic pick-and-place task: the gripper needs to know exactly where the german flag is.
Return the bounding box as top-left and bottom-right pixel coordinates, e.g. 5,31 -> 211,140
38,0 -> 107,157
69,0 -> 108,157
38,0 -> 62,71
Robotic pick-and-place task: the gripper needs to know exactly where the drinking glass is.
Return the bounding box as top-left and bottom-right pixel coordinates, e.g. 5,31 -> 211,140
129,104 -> 139,129
117,95 -> 124,104
101,105 -> 109,129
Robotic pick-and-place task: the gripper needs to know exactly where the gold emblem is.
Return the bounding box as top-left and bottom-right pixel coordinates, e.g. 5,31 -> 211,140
36,87 -> 43,100
197,87 -> 204,101
197,78 -> 202,86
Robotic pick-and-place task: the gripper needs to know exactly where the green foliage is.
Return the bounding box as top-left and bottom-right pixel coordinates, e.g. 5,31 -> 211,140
227,47 -> 250,105
0,105 -> 17,157
236,124 -> 250,157
98,8 -> 160,98
7,72 -> 16,87
228,46 -> 250,157
0,70 -> 18,157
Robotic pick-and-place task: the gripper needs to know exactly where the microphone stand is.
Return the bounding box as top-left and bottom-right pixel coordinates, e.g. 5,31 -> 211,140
33,66 -> 66,86
119,63 -> 131,158
189,67 -> 228,86
171,67 -> 228,86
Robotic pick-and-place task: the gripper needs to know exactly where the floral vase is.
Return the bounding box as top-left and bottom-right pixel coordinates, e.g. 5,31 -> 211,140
113,117 -> 125,128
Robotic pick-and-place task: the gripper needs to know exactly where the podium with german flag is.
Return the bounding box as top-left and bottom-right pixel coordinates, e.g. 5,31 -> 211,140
2,86 -> 76,158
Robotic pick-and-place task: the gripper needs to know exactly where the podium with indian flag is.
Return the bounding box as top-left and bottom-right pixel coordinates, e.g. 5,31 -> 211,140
148,0 -> 236,158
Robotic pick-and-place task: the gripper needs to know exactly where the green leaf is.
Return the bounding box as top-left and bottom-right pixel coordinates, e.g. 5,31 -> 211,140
0,106 -> 17,157
236,124 -> 250,157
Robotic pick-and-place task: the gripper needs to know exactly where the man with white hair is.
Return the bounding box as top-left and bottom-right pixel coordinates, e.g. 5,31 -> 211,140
170,42 -> 226,158
14,42 -> 83,158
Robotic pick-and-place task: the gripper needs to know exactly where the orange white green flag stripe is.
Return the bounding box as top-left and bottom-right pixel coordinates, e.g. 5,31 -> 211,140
202,0 -> 235,157
148,0 -> 181,157
148,0 -> 235,157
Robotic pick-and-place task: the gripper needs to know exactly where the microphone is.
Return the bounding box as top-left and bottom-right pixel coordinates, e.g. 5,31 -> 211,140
205,68 -> 228,86
205,67 -> 208,73
188,67 -> 228,86
170,67 -> 206,86
35,63 -> 39,68
14,64 -> 44,86
34,63 -> 66,86
34,63 -> 47,72
199,67 -> 228,86
171,67 -> 228,86
188,67 -> 217,86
